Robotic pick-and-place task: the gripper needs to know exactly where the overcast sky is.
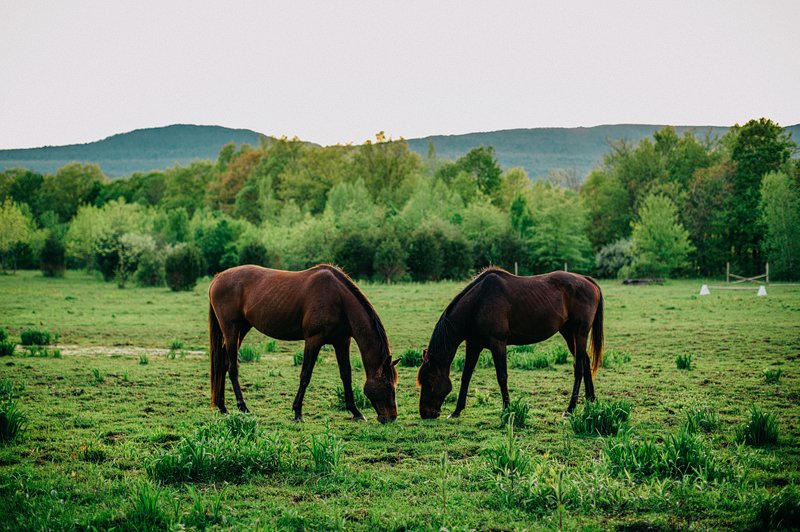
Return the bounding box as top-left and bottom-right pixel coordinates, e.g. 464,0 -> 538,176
1,1 -> 798,149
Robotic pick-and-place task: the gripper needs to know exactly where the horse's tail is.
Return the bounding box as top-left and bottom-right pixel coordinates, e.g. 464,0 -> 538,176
586,276 -> 604,376
209,304 -> 226,409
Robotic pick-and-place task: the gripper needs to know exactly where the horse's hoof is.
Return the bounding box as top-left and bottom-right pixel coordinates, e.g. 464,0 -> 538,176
352,415 -> 366,422
217,406 -> 228,414
293,416 -> 304,423
448,411 -> 461,419
238,405 -> 250,413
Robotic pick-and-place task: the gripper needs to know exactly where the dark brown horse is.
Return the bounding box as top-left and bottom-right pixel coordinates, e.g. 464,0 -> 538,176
417,268 -> 603,419
209,264 -> 398,423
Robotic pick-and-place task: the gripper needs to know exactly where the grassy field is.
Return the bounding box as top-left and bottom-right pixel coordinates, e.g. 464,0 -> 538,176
1,270 -> 799,530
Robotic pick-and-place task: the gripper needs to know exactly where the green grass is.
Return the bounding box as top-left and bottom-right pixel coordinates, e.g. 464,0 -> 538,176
569,399 -> 631,436
398,348 -> 423,367
676,352 -> 693,370
0,271 -> 799,529
763,368 -> 783,384
238,345 -> 261,363
736,406 -> 780,446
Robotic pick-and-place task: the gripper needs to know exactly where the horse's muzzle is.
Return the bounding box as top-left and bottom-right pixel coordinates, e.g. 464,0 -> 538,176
419,408 -> 441,420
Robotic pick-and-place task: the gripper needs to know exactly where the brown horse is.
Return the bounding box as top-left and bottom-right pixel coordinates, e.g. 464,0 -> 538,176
417,268 -> 603,419
209,264 -> 398,423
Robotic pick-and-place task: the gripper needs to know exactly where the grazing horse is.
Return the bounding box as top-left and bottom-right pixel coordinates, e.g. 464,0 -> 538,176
208,264 -> 398,423
417,267 -> 603,419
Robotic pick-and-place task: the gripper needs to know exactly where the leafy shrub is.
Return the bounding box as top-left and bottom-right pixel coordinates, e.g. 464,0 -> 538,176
238,345 -> 261,363
20,328 -> 51,346
407,227 -> 444,281
164,243 -> 204,291
757,484 -> 800,531
373,236 -> 407,283
399,348 -> 423,367
595,238 -> 634,279
763,368 -> 784,384
40,231 -> 66,277
684,404 -> 720,434
0,400 -> 26,443
675,353 -> 693,370
148,414 -> 290,483
334,386 -> 371,411
0,340 -> 14,357
238,240 -> 276,267
736,406 -> 779,446
331,232 -> 375,279
440,231 -> 473,280
134,246 -> 165,287
570,399 -> 631,436
501,398 -> 530,428
305,428 -> 344,474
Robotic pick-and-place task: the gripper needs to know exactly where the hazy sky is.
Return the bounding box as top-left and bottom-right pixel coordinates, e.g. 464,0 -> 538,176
1,1 -> 798,149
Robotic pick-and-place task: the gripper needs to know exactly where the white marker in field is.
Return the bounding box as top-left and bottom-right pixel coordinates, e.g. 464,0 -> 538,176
699,284 -> 710,296
757,286 -> 767,297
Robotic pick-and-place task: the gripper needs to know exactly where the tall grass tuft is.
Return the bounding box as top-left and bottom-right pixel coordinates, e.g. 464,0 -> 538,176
684,404 -> 720,434
602,350 -> 632,369
484,415 -> 530,478
551,344 -> 570,365
262,340 -> 278,353
169,339 -> 184,350
510,353 -> 551,370
570,399 -> 631,436
0,400 -> 26,444
675,353 -> 693,370
20,328 -> 51,346
139,354 -> 149,365
399,348 -> 423,367
148,414 -> 291,483
763,368 -> 783,384
238,345 -> 261,363
736,406 -> 779,446
0,340 -> 14,357
91,368 -> 104,385
507,345 -> 534,354
757,484 -> 800,531
292,351 -> 303,366
305,428 -> 344,474
604,429 -> 725,481
500,398 -> 530,428
125,482 -> 171,531
334,386 -> 371,411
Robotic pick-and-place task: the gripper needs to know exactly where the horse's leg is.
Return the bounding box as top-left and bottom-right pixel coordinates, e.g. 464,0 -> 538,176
579,330 -> 596,403
560,325 -> 586,414
227,323 -> 252,413
333,337 -> 365,421
489,339 -> 510,410
292,335 -> 324,422
450,341 -> 482,418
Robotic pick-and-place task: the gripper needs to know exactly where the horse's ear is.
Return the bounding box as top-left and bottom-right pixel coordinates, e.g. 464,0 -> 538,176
391,358 -> 400,367
422,348 -> 428,360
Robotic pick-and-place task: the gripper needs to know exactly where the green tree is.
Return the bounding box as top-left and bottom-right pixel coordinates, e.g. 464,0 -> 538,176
373,231 -> 407,283
0,199 -> 33,272
728,118 -> 796,274
760,171 -> 800,280
684,162 -> 734,276
40,230 -> 66,277
580,170 -> 632,250
350,134 -> 421,204
628,193 -> 693,278
38,163 -> 107,222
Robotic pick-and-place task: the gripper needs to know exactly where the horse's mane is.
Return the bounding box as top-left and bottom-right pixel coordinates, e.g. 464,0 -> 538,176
318,264 -> 392,365
425,267 -> 509,365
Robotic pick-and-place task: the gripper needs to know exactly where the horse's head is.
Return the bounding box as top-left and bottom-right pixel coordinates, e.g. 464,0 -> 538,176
364,357 -> 399,423
417,350 -> 452,419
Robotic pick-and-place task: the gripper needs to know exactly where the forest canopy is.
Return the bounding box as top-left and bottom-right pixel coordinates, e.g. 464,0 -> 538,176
1,118 -> 798,286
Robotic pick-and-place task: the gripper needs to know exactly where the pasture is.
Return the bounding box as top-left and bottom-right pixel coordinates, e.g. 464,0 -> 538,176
1,271 -> 799,530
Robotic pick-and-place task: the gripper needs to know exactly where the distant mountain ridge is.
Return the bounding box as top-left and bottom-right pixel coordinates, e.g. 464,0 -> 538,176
0,124 -> 266,177
1,123 -> 798,179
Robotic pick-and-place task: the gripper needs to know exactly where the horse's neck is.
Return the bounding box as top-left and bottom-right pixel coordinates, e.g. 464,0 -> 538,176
429,316 -> 464,375
346,299 -> 387,374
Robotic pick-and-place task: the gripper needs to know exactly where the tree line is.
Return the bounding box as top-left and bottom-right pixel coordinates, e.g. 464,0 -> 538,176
0,118 -> 798,288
